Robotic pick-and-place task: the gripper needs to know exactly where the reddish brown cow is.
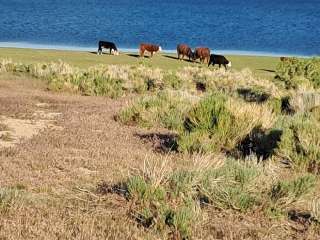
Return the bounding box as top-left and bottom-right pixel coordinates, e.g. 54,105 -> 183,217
194,47 -> 211,63
177,44 -> 193,61
139,43 -> 162,58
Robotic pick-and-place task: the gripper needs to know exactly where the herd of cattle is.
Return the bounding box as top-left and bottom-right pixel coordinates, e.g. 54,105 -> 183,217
97,41 -> 232,69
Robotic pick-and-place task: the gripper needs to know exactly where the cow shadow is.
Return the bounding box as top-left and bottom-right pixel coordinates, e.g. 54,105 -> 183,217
229,127 -> 283,161
89,51 -> 114,55
134,132 -> 178,153
237,88 -> 270,103
163,55 -> 178,60
257,68 -> 276,73
163,55 -> 196,63
126,53 -> 151,59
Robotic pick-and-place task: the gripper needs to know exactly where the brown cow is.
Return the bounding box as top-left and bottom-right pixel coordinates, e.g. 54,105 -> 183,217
177,44 -> 193,61
139,43 -> 162,58
194,47 -> 210,63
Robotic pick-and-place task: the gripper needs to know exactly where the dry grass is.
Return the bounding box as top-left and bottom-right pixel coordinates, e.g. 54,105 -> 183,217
0,123 -> 9,131
0,70 -> 319,239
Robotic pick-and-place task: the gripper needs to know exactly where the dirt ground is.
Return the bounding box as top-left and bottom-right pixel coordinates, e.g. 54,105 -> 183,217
0,73 -> 319,239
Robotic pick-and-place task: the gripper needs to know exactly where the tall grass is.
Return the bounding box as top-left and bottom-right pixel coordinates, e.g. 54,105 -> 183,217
118,90 -> 198,130
99,154 -> 317,238
179,93 -> 275,153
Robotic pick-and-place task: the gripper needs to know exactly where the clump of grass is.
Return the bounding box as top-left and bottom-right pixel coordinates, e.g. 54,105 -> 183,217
311,106 -> 320,122
199,160 -> 262,211
269,175 -> 316,206
0,59 -> 29,73
177,67 -> 281,98
0,186 -> 26,213
0,59 -> 168,97
0,132 -> 14,142
288,90 -> 320,113
163,71 -> 183,90
99,156 -> 278,238
178,93 -> 275,154
275,57 -> 320,90
276,114 -> 320,172
0,123 -> 9,131
118,90 -> 197,130
311,198 -> 320,222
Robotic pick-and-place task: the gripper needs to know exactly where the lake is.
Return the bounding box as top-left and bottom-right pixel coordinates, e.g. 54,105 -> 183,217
0,0 -> 319,56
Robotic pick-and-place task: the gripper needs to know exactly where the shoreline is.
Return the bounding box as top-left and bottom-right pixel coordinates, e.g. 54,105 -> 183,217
0,42 -> 312,58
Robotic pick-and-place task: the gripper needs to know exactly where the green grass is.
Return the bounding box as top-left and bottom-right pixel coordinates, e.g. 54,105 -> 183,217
0,47 -> 279,76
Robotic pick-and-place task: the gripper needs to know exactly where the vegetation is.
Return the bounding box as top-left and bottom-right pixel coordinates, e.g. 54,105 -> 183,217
275,57 -> 320,89
0,52 -> 320,239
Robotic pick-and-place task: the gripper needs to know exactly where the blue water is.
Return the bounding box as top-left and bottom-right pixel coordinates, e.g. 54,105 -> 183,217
0,0 -> 319,56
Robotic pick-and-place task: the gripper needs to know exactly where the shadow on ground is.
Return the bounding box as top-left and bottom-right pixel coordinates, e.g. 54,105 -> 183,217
134,132 -> 178,153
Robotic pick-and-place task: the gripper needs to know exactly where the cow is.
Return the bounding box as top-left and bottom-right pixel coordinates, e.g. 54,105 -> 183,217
177,44 -> 193,61
193,47 -> 210,64
139,43 -> 162,58
97,41 -> 119,55
208,54 -> 232,69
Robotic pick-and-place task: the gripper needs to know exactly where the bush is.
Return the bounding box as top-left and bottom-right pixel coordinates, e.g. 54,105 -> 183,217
178,93 -> 275,153
275,57 -> 320,89
108,158 -> 268,238
199,160 -> 261,211
269,175 -> 316,205
118,91 -> 195,130
288,91 -> 320,113
177,67 -> 281,98
276,114 -> 320,171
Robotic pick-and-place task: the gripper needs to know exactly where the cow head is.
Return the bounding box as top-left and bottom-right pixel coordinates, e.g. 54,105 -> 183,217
227,61 -> 232,68
192,52 -> 198,61
111,49 -> 119,56
158,46 -> 162,52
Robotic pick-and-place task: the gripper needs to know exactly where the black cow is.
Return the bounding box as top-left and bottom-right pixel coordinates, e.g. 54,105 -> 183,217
97,41 -> 119,55
208,54 -> 232,69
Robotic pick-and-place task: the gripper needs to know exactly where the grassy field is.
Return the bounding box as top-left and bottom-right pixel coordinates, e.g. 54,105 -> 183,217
0,48 -> 320,239
0,47 -> 279,77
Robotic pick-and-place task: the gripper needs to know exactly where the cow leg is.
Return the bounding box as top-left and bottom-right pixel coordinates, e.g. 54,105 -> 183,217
140,49 -> 144,58
151,52 -> 154,58
219,64 -> 221,68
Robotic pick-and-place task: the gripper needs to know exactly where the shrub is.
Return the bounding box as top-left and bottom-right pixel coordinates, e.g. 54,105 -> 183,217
275,57 -> 320,90
199,160 -> 261,211
288,91 -> 320,113
163,72 -> 183,89
177,67 -> 281,98
269,175 -> 316,205
178,93 -> 275,153
118,91 -> 196,130
276,114 -> 320,171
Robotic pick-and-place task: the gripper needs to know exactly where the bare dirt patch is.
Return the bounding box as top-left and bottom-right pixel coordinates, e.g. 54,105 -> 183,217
0,115 -> 61,148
